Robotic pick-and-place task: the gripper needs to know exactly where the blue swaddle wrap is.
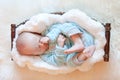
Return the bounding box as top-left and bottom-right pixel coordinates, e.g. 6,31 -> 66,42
40,22 -> 94,67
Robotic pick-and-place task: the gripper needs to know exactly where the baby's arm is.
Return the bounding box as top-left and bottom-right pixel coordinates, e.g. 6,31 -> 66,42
41,34 -> 67,66
46,24 -> 61,43
39,24 -> 61,44
57,34 -> 66,47
52,34 -> 67,66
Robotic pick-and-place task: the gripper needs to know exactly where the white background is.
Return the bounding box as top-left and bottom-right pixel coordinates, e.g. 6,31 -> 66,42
0,0 -> 120,80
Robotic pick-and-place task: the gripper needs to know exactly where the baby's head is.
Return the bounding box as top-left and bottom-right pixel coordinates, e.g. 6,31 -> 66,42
16,32 -> 49,56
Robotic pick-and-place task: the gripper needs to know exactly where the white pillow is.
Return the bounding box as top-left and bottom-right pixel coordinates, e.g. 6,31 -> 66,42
11,9 -> 106,74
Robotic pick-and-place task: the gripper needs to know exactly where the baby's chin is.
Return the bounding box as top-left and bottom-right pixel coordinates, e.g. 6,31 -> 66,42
24,53 -> 39,56
19,53 -> 34,56
19,51 -> 40,56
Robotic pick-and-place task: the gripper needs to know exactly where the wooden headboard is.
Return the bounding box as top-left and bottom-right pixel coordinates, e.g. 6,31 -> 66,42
11,12 -> 111,62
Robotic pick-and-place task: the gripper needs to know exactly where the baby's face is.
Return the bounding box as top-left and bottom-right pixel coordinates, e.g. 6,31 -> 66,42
16,32 -> 49,56
29,34 -> 49,56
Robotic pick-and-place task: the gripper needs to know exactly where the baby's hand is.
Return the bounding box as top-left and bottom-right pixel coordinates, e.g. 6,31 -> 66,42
57,34 -> 66,47
40,36 -> 50,44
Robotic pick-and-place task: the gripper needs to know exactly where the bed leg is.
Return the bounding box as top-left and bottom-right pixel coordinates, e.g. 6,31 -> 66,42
11,24 -> 16,50
104,23 -> 111,62
11,24 -> 16,61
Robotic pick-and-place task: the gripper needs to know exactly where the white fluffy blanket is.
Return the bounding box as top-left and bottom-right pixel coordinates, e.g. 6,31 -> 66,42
11,9 -> 106,74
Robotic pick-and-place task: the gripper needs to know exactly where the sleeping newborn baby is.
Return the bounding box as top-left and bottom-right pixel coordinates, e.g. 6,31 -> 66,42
16,22 -> 96,66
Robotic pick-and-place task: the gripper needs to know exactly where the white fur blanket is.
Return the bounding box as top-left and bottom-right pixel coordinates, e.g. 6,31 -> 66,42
11,9 -> 106,74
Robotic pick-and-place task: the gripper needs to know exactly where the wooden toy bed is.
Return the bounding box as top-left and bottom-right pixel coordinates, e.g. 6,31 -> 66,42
11,12 -> 111,62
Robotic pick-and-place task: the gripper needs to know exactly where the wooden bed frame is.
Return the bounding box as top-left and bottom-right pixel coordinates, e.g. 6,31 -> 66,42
11,12 -> 111,62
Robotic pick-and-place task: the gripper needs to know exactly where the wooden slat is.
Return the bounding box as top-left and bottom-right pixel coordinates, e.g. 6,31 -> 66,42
104,23 -> 111,62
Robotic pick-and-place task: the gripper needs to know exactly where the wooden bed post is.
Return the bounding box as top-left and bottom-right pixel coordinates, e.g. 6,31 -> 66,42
104,23 -> 111,62
11,24 -> 16,50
